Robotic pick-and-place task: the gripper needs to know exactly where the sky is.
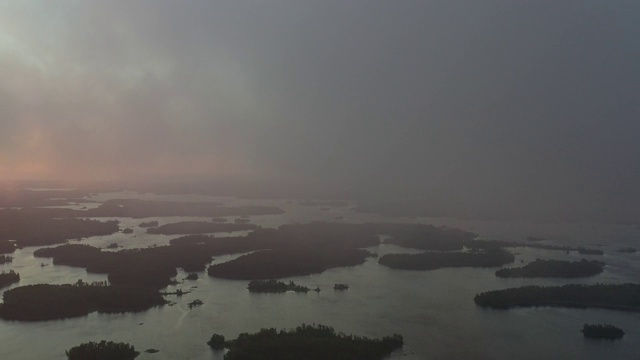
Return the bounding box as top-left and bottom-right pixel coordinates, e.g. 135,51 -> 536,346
0,1 -> 639,220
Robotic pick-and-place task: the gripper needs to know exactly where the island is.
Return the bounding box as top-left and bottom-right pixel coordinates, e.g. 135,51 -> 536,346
146,221 -> 258,235
334,283 -> 349,290
0,255 -> 12,264
0,210 -> 120,247
0,283 -> 165,321
495,259 -> 604,278
138,220 -> 159,228
0,270 -> 19,288
581,324 -> 625,339
208,247 -> 373,279
0,240 -> 17,254
247,279 -> 310,293
211,323 -> 403,360
616,247 -> 637,253
66,340 -> 139,360
474,283 -> 640,311
378,248 -> 515,270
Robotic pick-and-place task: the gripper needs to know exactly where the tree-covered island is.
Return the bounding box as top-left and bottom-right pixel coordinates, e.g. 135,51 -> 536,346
210,323 -> 403,360
474,283 -> 640,311
66,340 -> 139,360
247,279 -> 310,293
581,324 -> 625,339
0,282 -> 165,321
378,248 -> 515,270
0,270 -> 19,289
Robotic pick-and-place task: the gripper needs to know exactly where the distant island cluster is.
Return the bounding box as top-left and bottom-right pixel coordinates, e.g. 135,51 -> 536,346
0,189 -> 636,358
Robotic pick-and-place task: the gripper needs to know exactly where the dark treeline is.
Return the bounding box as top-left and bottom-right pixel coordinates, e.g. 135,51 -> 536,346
378,248 -> 515,270
380,224 -> 476,251
0,254 -> 12,264
138,220 -> 159,227
0,270 -> 19,288
0,283 -> 165,321
247,279 -> 310,293
581,324 -> 625,339
474,283 -> 640,311
495,259 -> 605,278
465,239 -> 603,255
147,221 -> 258,235
34,243 -> 214,288
616,247 -> 637,253
66,340 -> 139,360
208,247 -> 373,279
218,323 -> 403,360
0,240 -> 17,254
0,210 -> 119,247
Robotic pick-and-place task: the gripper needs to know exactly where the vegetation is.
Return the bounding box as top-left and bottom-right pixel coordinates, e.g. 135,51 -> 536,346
188,299 -> 203,309
582,324 -> 625,339
0,283 -> 165,321
208,248 -> 373,280
147,221 -> 258,235
66,340 -> 139,360
185,273 -> 199,280
247,279 -> 310,293
334,284 -> 349,290
378,223 -> 475,251
616,247 -> 637,253
379,248 -> 514,270
138,220 -> 159,227
495,259 -> 604,278
0,240 -> 17,254
577,247 -> 604,255
218,323 -> 403,360
0,210 -> 119,246
474,283 -> 640,311
0,270 -> 19,288
0,255 -> 12,264
207,334 -> 226,350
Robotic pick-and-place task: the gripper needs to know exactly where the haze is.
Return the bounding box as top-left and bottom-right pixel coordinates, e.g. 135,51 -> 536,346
1,1 -> 638,222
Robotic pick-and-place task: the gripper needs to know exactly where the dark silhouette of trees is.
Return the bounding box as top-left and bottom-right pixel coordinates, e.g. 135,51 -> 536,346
582,324 -> 625,339
66,340 -> 139,360
247,279 -> 310,293
208,334 -> 225,349
495,259 -> 604,278
218,324 -> 403,360
0,283 -> 165,321
0,255 -> 12,264
474,283 -> 640,311
379,248 -> 514,270
0,270 -> 19,288
146,221 -> 257,235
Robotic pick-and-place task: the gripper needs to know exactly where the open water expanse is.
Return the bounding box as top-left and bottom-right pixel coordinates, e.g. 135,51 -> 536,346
1,192 -> 639,359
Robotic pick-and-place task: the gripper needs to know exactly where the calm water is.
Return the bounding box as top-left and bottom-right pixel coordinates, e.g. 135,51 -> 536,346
1,192 -> 639,359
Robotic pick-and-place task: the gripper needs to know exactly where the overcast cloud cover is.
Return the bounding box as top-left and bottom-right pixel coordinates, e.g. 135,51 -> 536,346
0,1 -> 638,220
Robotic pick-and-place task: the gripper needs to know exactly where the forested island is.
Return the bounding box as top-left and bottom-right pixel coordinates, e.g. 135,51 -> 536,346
495,259 -> 604,278
0,255 -> 12,264
0,240 -> 17,254
0,210 -> 119,247
212,323 -> 403,360
474,283 -> 640,311
378,248 -> 514,270
0,283 -> 165,321
0,270 -> 19,288
208,247 -> 373,279
146,221 -> 258,235
581,324 -> 625,339
247,279 -> 310,293
66,340 -> 139,360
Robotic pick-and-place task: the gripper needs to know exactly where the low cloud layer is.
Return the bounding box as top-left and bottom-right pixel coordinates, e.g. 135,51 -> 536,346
1,1 -> 639,220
